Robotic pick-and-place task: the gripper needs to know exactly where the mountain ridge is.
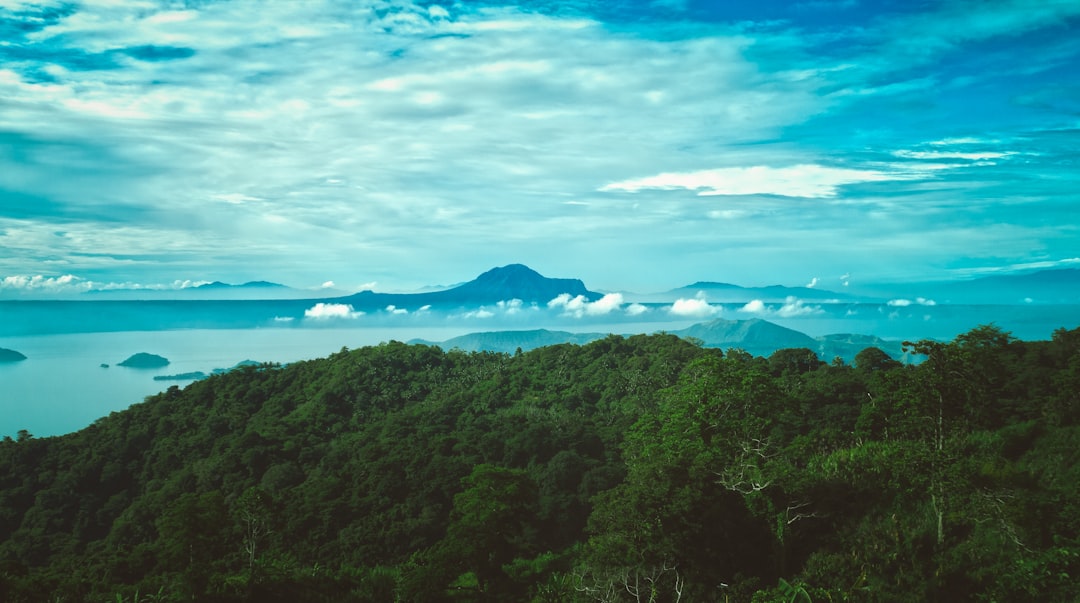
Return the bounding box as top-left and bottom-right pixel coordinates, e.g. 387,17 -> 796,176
0,347 -> 27,362
50,264 -> 1080,305
412,317 -> 907,363
335,264 -> 601,309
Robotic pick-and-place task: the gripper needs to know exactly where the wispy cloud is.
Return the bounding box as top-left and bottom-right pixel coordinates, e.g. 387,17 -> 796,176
892,150 -> 1012,161
740,297 -> 823,318
887,298 -> 937,307
601,165 -> 894,198
0,0 -> 1076,290
0,273 -> 217,297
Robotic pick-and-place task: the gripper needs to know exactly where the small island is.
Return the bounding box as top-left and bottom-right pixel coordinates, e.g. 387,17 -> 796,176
211,359 -> 263,375
153,371 -> 207,382
0,347 -> 27,363
117,353 -> 170,369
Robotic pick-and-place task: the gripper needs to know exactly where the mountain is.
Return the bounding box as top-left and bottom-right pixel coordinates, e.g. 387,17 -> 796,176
194,281 -> 286,291
117,352 -> 170,368
336,264 -> 601,310
411,329 -> 606,353
672,318 -> 819,356
0,347 -> 27,362
2,328 -> 1076,601
816,333 -> 908,364
846,268 -> 1080,305
673,319 -> 908,362
931,268 -> 1080,304
417,318 -> 905,364
638,281 -> 858,303
83,281 -> 340,300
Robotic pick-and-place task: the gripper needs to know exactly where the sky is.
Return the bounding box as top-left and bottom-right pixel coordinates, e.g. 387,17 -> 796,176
1,0 -> 1078,297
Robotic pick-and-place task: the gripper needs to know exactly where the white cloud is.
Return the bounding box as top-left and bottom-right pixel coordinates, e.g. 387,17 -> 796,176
669,293 -> 719,318
547,292 -> 626,318
304,302 -> 363,320
601,165 -> 893,198
741,296 -> 822,317
740,299 -> 767,314
887,297 -> 935,307
776,296 -> 822,317
1,0 -> 1075,290
321,281 -> 336,289
273,316 -> 295,322
460,308 -> 495,319
1,274 -> 88,292
385,304 -> 408,315
957,257 -> 1080,277
497,298 -> 525,314
590,293 -> 625,314
626,302 -> 649,316
806,277 -> 818,288
707,209 -> 751,220
172,279 -> 212,289
929,137 -> 990,146
893,150 -> 1011,161
213,193 -> 264,204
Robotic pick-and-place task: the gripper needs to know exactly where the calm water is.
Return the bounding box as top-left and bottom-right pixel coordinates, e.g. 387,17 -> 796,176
0,323 -> 689,438
0,327 -> 477,438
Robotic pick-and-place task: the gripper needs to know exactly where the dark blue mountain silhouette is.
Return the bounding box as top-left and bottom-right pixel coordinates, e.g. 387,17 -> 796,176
0,347 -> 27,362
337,264 -> 600,309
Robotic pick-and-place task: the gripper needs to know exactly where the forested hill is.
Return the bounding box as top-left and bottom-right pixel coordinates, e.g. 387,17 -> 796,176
1,327 -> 1079,602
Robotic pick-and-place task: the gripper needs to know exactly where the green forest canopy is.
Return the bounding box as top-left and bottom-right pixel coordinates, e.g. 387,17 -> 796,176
1,325 -> 1079,601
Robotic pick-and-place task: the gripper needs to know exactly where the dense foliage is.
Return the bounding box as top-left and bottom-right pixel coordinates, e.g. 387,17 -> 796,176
1,326 -> 1078,601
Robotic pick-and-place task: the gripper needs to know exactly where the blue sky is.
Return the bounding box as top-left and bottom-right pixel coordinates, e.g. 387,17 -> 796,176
1,0 -> 1078,296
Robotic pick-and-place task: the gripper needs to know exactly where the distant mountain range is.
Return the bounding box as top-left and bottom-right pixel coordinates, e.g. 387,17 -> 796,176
3,264 -> 1075,340
83,281 -> 348,300
637,282 -> 857,303
336,264 -> 601,310
0,347 -> 27,362
926,268 -> 1080,304
64,263 -> 1080,306
412,317 -> 909,364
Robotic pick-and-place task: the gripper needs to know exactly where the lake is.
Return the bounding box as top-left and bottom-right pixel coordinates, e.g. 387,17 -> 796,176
0,327 -> 479,438
0,322 -> 692,438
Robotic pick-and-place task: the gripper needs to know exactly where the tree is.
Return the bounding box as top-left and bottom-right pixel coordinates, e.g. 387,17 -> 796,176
854,346 -> 901,373
768,348 -> 823,377
434,464 -> 539,597
234,487 -> 275,584
156,490 -> 229,598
